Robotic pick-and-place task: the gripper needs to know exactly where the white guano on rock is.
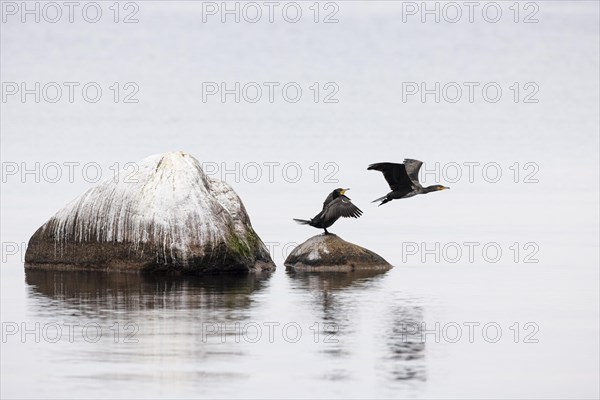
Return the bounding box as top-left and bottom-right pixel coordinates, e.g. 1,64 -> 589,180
25,151 -> 275,274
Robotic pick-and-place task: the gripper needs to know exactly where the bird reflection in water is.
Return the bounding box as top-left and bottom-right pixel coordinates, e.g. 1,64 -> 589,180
379,299 -> 426,384
286,269 -> 426,385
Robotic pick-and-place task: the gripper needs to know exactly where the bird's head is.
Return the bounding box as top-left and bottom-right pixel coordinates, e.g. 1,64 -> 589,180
333,188 -> 350,197
424,185 -> 450,193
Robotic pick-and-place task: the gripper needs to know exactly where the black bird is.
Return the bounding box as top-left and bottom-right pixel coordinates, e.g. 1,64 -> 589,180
368,159 -> 450,206
294,188 -> 362,234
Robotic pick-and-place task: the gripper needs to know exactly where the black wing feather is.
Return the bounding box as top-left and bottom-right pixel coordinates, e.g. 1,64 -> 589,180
323,195 -> 363,220
368,162 -> 413,191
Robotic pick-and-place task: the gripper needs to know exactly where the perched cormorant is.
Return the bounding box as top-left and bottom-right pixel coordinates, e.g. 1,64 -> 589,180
294,188 -> 362,234
368,159 -> 449,206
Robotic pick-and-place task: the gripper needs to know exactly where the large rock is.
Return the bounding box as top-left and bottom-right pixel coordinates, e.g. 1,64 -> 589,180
25,151 -> 275,274
284,234 -> 392,272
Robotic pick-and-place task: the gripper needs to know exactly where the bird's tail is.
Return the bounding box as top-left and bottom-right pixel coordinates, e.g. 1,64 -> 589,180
293,218 -> 311,225
377,199 -> 390,206
371,195 -> 387,203
371,195 -> 390,207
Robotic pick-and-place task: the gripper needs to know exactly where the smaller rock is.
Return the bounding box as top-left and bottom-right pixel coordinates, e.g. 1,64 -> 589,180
285,234 -> 393,272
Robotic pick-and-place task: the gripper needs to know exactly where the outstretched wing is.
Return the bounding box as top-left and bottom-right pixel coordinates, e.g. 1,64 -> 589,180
368,162 -> 413,191
323,195 -> 362,220
403,159 -> 423,187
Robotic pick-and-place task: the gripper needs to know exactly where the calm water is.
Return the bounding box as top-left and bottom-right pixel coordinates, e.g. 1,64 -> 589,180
2,1 -> 599,398
2,261 -> 598,398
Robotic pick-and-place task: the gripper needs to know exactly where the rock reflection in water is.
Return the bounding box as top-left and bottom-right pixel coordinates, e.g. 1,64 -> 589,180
22,268 -> 425,392
23,269 -> 273,388
287,269 -> 390,324
25,269 -> 271,315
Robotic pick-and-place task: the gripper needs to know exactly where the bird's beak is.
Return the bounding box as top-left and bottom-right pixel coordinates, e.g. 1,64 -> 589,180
444,186 -> 450,190
341,188 -> 350,195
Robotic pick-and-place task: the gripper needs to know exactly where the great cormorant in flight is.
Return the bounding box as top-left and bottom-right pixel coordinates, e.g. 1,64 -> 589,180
368,159 -> 449,206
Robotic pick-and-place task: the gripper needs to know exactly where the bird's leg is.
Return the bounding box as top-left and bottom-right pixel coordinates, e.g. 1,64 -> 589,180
324,228 -> 329,235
